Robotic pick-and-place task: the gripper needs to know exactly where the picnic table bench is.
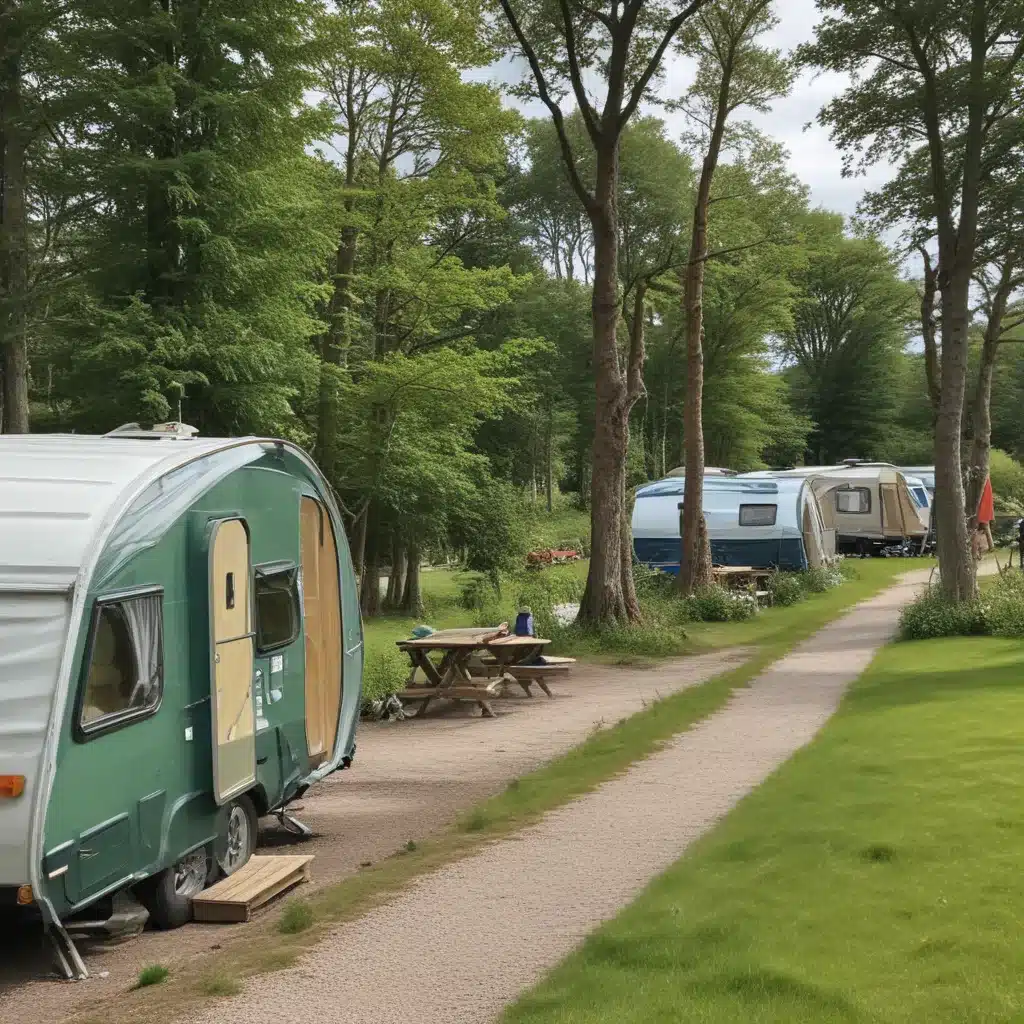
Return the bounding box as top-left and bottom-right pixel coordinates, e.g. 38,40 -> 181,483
711,565 -> 773,605
395,626 -> 552,718
480,654 -> 575,697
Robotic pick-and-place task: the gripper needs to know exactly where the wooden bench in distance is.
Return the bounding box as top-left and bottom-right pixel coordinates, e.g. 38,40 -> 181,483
192,855 -> 314,924
485,656 -> 575,698
398,679 -> 504,718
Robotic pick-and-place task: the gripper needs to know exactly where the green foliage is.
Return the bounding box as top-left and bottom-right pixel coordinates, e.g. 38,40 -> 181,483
134,965 -> 169,989
988,449 -> 1024,517
684,585 -> 758,623
765,571 -> 805,607
277,899 -> 315,935
781,213 -> 918,463
361,645 -> 409,705
899,589 -> 989,640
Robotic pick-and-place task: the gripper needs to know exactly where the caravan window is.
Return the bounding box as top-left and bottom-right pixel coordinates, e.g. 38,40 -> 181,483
78,591 -> 163,737
255,565 -> 300,652
836,488 -> 871,514
739,504 -> 777,527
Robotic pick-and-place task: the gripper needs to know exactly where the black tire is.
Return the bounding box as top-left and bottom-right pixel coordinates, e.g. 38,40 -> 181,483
135,845 -> 211,930
214,794 -> 259,879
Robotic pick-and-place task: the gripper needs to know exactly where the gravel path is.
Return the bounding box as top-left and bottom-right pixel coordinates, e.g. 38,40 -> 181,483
181,571 -> 930,1024
0,649 -> 747,1023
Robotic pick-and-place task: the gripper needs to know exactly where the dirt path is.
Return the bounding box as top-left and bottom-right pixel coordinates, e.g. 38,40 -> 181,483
0,648 -> 748,1024
178,571 -> 929,1024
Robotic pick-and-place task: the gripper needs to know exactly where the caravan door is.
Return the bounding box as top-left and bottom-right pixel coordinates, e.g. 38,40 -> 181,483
300,496 -> 343,769
209,518 -> 257,805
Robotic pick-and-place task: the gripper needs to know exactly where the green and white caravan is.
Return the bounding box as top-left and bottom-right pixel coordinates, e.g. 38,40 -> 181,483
0,424 -> 362,976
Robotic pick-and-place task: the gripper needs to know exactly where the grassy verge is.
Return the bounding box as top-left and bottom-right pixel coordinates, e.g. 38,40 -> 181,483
505,634 -> 1024,1024
85,559 -> 916,1024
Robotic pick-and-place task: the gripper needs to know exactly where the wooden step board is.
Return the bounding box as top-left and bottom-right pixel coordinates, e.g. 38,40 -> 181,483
192,855 -> 314,924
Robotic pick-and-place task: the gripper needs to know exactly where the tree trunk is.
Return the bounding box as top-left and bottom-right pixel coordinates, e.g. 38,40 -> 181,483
678,58 -> 731,596
401,545 -> 422,615
385,540 -> 406,609
349,502 -> 369,579
545,403 -> 554,513
359,522 -> 382,617
318,224 -> 357,476
918,246 -> 940,421
965,267 -> 1013,528
578,148 -> 633,626
933,264 -> 976,601
0,40 -> 30,433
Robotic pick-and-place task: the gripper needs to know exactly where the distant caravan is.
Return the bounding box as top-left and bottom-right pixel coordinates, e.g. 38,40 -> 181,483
632,473 -> 836,573
743,463 -> 929,556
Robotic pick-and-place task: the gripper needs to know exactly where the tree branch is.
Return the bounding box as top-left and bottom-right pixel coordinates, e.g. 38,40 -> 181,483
498,0 -> 596,212
619,0 -> 715,127
558,0 -> 601,143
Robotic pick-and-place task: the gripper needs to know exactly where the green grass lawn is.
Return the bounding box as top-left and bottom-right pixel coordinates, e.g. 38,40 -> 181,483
505,635 -> 1024,1024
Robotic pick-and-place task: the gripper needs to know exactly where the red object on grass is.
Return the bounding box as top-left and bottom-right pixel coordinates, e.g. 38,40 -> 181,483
978,476 -> 994,523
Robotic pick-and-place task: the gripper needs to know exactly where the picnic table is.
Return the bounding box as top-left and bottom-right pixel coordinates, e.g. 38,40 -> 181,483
396,626 -> 551,718
710,565 -> 774,604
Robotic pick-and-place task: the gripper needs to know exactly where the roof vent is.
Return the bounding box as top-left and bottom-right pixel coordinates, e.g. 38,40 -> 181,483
103,421 -> 200,440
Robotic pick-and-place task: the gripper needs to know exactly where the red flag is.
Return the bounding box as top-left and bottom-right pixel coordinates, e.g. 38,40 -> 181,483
978,476 -> 994,523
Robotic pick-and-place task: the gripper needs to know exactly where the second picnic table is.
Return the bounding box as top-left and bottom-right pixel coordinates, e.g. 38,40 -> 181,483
396,626 -> 550,718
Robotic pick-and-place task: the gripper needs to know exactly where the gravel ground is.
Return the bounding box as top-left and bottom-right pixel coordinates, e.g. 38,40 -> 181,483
0,648 -> 747,1024
178,571 -> 929,1024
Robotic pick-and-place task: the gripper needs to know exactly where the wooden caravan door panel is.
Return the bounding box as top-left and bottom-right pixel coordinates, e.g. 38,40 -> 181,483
300,497 -> 343,766
210,519 -> 256,804
880,484 -> 903,535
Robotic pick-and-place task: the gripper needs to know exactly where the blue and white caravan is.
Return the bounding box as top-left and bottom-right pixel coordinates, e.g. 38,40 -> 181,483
631,475 -> 835,574
899,466 -> 935,495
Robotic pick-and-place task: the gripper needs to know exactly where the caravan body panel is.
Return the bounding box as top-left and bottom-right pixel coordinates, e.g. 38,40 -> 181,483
632,475 -> 824,573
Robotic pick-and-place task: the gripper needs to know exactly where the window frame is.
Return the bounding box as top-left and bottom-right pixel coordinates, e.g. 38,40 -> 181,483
835,486 -> 872,515
738,503 -> 778,527
253,561 -> 301,654
73,586 -> 165,743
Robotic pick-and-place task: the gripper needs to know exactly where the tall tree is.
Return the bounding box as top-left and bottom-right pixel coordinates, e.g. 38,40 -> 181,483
674,0 -> 791,595
312,0 -> 507,487
801,0 -> 1024,601
781,214 -> 917,463
496,0 -> 712,625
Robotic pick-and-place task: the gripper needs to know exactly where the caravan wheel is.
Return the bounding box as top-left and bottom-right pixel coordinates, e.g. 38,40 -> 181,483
216,795 -> 258,877
136,846 -> 211,929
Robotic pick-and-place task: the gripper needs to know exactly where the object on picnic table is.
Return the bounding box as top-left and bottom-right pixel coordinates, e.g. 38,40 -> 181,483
410,624 -> 435,639
514,607 -> 534,637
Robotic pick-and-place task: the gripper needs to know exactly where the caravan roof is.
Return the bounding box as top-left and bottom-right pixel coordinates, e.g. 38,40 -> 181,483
0,434 -> 265,592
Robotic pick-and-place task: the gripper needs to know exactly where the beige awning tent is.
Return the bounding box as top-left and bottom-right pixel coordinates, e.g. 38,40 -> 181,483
743,463 -> 927,554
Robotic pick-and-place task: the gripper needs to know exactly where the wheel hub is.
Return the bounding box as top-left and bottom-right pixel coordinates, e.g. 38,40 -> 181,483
173,850 -> 207,897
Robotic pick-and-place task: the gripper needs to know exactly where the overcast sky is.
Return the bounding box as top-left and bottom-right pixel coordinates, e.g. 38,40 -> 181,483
484,0 -> 897,223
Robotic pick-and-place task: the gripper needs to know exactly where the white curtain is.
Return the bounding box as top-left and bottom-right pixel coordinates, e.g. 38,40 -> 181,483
122,594 -> 163,707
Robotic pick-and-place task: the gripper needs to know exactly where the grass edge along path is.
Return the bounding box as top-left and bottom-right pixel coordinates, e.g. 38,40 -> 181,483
504,634 -> 1024,1024
73,559 -> 916,1024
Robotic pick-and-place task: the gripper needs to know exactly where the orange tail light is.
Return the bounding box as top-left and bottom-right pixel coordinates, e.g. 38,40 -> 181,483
0,775 -> 26,798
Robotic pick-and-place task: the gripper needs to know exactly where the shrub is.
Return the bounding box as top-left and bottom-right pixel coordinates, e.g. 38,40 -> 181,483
684,584 -> 756,622
766,571 -> 805,607
361,645 -> 408,704
803,564 -> 846,593
898,588 -> 990,641
985,570 -> 1024,638
134,965 -> 169,989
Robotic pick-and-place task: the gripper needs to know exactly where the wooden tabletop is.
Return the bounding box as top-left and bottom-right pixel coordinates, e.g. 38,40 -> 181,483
397,632 -> 551,650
